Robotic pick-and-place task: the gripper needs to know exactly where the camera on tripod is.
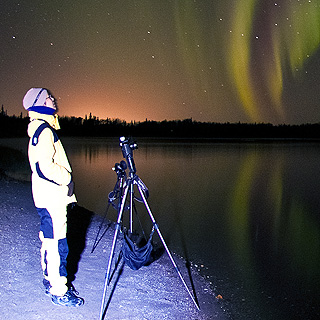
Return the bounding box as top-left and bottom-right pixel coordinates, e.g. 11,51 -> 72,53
119,136 -> 138,174
94,136 -> 199,318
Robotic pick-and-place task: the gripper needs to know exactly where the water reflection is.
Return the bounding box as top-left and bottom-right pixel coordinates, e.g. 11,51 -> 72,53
225,144 -> 320,318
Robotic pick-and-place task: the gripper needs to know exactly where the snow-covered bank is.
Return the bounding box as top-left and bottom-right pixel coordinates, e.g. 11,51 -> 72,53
0,177 -> 229,320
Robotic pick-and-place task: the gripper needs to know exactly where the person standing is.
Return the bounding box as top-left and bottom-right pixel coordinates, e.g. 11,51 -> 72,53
23,87 -> 84,307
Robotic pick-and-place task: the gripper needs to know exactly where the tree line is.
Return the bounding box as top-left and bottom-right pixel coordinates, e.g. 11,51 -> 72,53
1,106 -> 320,139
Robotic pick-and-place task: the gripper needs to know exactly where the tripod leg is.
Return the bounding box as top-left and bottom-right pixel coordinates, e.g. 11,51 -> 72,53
99,184 -> 130,320
130,179 -> 134,232
91,201 -> 111,254
137,184 -> 200,310
92,176 -> 122,253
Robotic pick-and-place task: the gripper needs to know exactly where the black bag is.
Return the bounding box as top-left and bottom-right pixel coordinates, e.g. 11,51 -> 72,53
122,229 -> 154,270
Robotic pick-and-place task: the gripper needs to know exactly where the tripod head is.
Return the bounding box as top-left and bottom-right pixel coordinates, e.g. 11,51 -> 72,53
119,136 -> 137,174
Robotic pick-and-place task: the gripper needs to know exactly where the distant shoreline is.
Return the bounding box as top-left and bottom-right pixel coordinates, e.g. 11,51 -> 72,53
2,113 -> 320,139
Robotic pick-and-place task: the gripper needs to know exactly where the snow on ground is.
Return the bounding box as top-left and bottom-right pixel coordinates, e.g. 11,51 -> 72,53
0,177 -> 229,320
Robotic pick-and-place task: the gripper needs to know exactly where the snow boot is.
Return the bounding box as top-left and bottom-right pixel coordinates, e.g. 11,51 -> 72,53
51,288 -> 84,307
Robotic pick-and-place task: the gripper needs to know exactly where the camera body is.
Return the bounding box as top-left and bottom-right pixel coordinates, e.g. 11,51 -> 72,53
119,136 -> 138,174
113,160 -> 127,177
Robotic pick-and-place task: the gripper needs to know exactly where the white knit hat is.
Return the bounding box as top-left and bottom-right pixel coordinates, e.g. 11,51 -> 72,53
23,88 -> 56,115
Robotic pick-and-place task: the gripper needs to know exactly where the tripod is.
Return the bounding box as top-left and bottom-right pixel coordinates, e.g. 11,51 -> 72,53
98,137 -> 199,320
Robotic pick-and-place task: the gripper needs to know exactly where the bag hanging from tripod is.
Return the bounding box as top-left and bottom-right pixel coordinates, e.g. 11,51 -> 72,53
121,227 -> 155,270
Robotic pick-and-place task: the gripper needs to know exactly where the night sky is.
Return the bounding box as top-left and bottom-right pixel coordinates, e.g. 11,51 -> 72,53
1,0 -> 320,124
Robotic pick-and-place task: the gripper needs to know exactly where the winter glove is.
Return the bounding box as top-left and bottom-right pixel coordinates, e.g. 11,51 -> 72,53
67,180 -> 74,197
